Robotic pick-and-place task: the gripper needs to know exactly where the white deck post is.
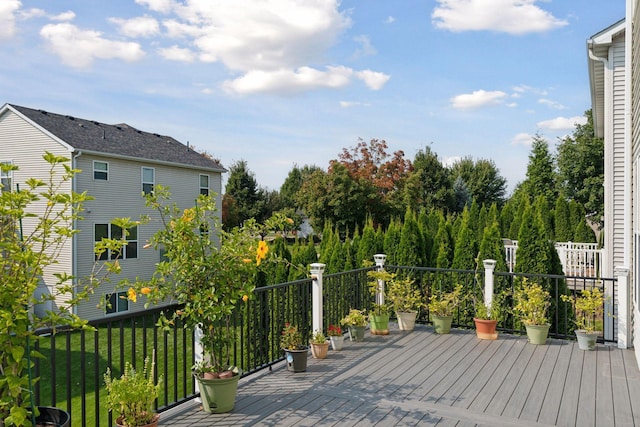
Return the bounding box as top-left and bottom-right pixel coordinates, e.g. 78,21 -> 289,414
310,263 -> 326,333
483,259 -> 497,309
374,254 -> 387,306
614,266 -> 629,348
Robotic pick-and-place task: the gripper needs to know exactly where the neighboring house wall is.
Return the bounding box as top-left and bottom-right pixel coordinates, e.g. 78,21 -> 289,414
0,108 -> 73,314
74,153 -> 223,319
630,0 -> 640,365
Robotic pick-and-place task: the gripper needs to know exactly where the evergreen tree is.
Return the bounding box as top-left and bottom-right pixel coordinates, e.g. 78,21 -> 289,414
396,210 -> 423,267
357,219 -> 376,267
383,218 -> 401,265
452,208 -> 477,270
521,134 -> 558,202
568,200 -> 586,239
533,195 -> 554,241
515,205 -> 552,275
574,220 -> 596,243
554,196 -> 572,242
477,221 -> 509,291
433,216 -> 453,268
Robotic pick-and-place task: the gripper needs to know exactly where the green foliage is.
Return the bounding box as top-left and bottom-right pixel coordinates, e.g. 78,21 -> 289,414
383,218 -> 401,265
477,221 -> 508,275
556,110 -> 604,227
310,330 -> 327,344
223,160 -> 265,227
357,219 -> 377,267
340,309 -> 367,327
396,210 -> 423,267
404,145 -> 454,212
452,208 -> 477,270
554,196 -> 572,242
561,287 -> 606,333
386,274 -> 424,313
513,280 -> 551,325
104,357 -> 161,427
522,133 -> 558,202
428,284 -> 463,317
449,156 -> 507,208
280,324 -> 304,350
0,154 -> 132,427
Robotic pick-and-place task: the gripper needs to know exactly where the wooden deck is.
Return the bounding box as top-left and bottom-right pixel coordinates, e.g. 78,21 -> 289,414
162,325 -> 640,426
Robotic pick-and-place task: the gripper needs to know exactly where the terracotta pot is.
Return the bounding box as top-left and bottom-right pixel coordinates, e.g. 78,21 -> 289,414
310,341 -> 330,359
474,318 -> 498,340
115,414 -> 160,427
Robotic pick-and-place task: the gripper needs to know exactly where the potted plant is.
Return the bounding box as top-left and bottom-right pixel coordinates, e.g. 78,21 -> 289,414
309,330 -> 330,359
327,324 -> 344,351
367,270 -> 391,335
561,287 -> 605,350
386,274 -> 423,331
104,357 -> 162,427
128,186 -> 290,412
280,323 -> 308,372
428,284 -> 463,334
340,309 -> 368,341
473,291 -> 504,340
0,155 -> 133,427
513,280 -> 551,345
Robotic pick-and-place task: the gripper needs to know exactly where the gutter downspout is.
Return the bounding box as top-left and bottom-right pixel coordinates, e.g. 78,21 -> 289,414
72,150 -> 82,316
588,42 -> 618,342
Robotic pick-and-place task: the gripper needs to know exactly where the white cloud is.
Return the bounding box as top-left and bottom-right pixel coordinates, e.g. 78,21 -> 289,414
135,0 -> 175,14
511,132 -> 533,146
443,156 -> 461,168
355,70 -> 390,90
432,0 -> 568,35
385,16 -> 395,24
20,8 -> 46,19
0,0 -> 21,40
537,115 -> 587,130
353,35 -> 376,58
340,101 -> 370,108
51,11 -> 75,22
222,66 -> 354,95
40,23 -> 145,68
451,89 -> 507,109
159,45 -> 196,61
110,15 -> 160,38
538,98 -> 565,110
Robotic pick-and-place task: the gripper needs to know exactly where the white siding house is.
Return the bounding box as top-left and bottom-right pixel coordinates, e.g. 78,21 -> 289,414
0,103 -> 226,320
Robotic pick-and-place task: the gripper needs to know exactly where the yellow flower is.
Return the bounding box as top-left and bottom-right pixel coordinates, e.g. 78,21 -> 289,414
286,217 -> 294,224
127,287 -> 137,303
242,258 -> 252,263
242,295 -> 249,302
141,287 -> 151,295
256,240 -> 269,266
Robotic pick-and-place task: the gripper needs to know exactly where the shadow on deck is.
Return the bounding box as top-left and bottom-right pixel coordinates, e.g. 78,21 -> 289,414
162,324 -> 640,426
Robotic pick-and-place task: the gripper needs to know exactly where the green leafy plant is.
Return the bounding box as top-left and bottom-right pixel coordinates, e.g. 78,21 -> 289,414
128,186 -> 290,374
367,270 -> 391,315
474,291 -> 505,320
513,280 -> 551,326
386,274 -> 423,313
340,309 -> 368,327
280,323 -> 304,350
104,357 -> 162,427
310,330 -> 327,344
561,287 -> 606,333
0,154 -> 132,427
428,284 -> 464,317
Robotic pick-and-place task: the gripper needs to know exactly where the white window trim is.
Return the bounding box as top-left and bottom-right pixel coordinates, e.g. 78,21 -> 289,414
94,223 -> 138,260
1,160 -> 13,192
93,160 -> 109,181
200,174 -> 210,195
142,167 -> 155,195
104,291 -> 129,315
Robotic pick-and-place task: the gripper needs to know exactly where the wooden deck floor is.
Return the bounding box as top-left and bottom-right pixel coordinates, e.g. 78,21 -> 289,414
162,325 -> 640,426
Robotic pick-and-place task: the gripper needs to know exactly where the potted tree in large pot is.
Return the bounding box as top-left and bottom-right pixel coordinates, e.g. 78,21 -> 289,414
0,155 -> 133,427
512,280 -> 551,345
386,274 -> 423,331
561,287 -> 605,350
128,186 -> 288,413
473,291 -> 504,340
428,284 -> 463,334
367,270 -> 391,335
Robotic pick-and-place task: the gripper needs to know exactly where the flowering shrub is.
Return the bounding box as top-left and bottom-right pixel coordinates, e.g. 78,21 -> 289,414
327,325 -> 343,336
561,287 -> 606,333
428,284 -> 464,317
129,186 -> 287,373
280,323 -> 304,350
513,280 -> 551,326
340,309 -> 367,327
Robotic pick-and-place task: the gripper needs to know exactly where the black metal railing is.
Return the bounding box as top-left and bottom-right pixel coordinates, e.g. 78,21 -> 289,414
32,265 -> 617,426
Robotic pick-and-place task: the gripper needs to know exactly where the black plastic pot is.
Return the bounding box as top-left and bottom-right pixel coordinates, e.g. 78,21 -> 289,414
33,407 -> 71,427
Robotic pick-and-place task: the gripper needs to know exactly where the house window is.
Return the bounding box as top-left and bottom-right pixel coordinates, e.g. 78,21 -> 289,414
200,174 -> 210,195
142,167 -> 155,195
93,161 -> 108,180
1,161 -> 12,192
105,291 -> 129,314
95,224 -> 138,260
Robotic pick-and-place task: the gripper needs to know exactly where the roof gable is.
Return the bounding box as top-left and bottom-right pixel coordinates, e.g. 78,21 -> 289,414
3,104 -> 225,172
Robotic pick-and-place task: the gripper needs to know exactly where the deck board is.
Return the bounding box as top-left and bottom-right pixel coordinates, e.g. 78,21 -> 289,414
161,326 -> 640,426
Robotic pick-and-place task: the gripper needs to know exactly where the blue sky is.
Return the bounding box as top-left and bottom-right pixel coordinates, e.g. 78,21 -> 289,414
0,0 -> 625,193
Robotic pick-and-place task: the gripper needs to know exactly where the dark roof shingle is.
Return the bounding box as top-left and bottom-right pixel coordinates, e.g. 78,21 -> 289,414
9,104 -> 225,172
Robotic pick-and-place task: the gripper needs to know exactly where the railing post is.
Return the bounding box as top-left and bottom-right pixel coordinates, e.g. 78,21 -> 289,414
614,266 -> 629,348
483,259 -> 497,309
374,254 -> 387,306
310,263 -> 326,334
194,326 -> 203,395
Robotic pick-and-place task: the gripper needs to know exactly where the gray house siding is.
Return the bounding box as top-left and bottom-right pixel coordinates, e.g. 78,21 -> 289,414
0,108 -> 74,313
